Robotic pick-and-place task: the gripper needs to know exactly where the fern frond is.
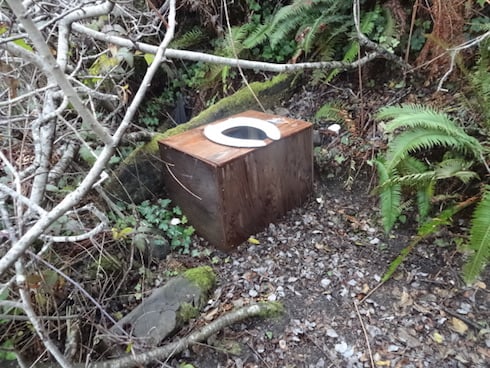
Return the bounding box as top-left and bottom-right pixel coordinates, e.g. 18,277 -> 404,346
434,158 -> 479,183
463,187 -> 490,283
314,102 -> 344,122
417,179 -> 435,221
396,172 -> 435,186
170,27 -> 207,49
381,6 -> 396,39
266,1 -> 314,48
378,105 -> 483,155
361,6 -> 381,35
470,38 -> 490,126
385,128 -> 480,170
373,158 -> 402,233
243,23 -> 271,49
397,156 -> 428,175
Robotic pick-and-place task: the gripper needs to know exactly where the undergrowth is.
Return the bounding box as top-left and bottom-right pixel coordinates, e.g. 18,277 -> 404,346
111,199 -> 195,255
373,104 -> 489,283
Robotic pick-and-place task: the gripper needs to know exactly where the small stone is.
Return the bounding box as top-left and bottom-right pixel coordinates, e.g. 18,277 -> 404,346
326,328 -> 338,338
388,344 -> 400,352
249,289 -> 258,297
320,278 -> 331,288
369,237 -> 380,245
347,279 -> 357,286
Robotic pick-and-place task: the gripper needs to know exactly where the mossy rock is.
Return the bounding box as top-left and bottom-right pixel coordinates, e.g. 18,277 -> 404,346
108,266 -> 216,346
105,73 -> 301,203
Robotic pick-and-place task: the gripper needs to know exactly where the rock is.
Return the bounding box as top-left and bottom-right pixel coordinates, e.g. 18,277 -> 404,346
107,266 -> 216,349
133,224 -> 171,262
105,73 -> 301,203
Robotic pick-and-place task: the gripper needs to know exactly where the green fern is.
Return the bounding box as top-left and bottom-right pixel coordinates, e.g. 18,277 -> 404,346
327,5 -> 384,81
463,187 -> 490,283
374,104 -> 483,232
378,105 -> 483,169
243,0 -> 352,62
469,37 -> 490,127
170,27 -> 207,49
314,102 -> 345,123
373,158 -> 402,233
375,104 -> 489,282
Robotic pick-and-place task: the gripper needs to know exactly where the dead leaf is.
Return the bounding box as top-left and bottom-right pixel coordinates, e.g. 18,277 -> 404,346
451,317 -> 468,335
203,307 -> 219,321
432,331 -> 444,344
473,281 -> 486,290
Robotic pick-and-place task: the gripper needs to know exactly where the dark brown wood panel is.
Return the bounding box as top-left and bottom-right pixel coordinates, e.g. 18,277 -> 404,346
158,110 -> 313,251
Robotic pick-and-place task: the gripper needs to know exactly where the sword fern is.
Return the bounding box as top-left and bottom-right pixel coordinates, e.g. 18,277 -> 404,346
374,104 -> 488,283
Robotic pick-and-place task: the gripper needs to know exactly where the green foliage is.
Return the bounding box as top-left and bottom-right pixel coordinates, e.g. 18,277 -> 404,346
327,4 -> 394,82
467,37 -> 490,127
112,199 -> 194,254
374,104 -> 489,282
0,289 -> 17,361
137,199 -> 195,253
170,27 -> 208,49
381,202 -> 466,283
372,158 -> 402,233
244,0 -> 352,62
374,104 -> 483,231
378,105 -> 483,170
463,187 -> 490,283
314,102 -> 345,123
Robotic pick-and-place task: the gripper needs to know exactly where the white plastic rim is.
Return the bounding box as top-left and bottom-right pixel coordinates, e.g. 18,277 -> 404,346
203,117 -> 281,148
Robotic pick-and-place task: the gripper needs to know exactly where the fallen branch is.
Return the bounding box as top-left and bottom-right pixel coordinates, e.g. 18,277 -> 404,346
81,303 -> 282,368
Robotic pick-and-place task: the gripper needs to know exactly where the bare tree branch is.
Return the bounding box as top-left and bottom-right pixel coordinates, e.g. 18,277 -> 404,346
71,22 -> 389,73
56,1 -> 115,71
5,0 -> 113,146
0,0 -> 177,278
15,259 -> 74,368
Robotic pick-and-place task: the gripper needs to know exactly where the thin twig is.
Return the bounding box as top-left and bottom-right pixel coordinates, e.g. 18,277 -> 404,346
353,300 -> 375,368
222,0 -> 265,112
77,303 -> 279,368
437,30 -> 490,91
360,281 -> 385,304
26,250 -> 129,337
440,306 -> 485,331
15,259 -> 74,368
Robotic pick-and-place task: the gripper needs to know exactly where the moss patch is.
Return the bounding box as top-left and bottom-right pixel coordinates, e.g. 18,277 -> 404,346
257,301 -> 284,318
178,302 -> 199,321
183,266 -> 216,292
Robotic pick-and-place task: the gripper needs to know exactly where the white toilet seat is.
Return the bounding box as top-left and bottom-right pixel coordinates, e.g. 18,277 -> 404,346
203,117 -> 281,148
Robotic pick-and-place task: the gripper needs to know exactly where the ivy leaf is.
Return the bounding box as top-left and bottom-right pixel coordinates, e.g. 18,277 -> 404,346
144,53 -> 155,65
13,38 -> 33,52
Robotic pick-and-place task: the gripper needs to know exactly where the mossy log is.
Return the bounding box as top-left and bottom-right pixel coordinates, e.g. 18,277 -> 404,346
105,73 -> 301,203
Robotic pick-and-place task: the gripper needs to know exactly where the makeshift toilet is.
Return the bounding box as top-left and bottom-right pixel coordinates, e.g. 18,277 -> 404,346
158,110 -> 313,251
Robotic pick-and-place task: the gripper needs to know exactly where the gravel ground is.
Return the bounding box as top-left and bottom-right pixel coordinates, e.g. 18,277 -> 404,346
166,173 -> 490,368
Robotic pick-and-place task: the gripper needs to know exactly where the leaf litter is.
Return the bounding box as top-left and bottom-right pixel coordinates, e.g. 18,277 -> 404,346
169,173 -> 489,368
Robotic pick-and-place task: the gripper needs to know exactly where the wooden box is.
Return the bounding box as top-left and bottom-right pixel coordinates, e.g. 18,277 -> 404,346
158,110 -> 313,251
